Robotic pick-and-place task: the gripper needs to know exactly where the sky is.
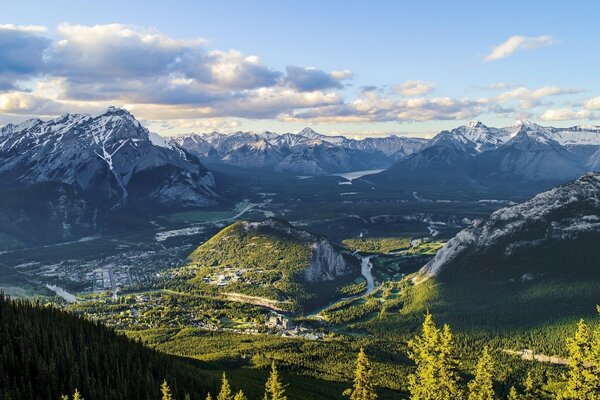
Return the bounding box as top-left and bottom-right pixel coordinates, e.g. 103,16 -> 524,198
2,0 -> 600,138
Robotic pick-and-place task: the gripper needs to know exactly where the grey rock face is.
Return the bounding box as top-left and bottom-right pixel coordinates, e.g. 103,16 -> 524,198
304,239 -> 352,283
421,173 -> 600,277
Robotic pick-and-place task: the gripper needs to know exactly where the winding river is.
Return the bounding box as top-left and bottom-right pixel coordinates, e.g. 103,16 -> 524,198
307,255 -> 377,318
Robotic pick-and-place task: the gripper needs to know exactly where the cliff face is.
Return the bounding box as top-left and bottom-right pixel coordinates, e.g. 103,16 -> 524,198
304,239 -> 353,283
421,173 -> 600,278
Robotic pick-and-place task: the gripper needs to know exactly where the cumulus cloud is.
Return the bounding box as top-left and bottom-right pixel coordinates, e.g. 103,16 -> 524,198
484,35 -> 558,61
282,90 -> 484,123
584,96 -> 600,110
0,23 -> 596,130
539,108 -> 592,121
395,80 -> 436,96
495,86 -> 581,109
284,66 -> 351,91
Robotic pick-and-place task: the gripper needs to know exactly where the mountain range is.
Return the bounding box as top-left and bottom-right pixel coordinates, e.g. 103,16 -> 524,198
368,120 -> 600,197
172,127 -> 426,175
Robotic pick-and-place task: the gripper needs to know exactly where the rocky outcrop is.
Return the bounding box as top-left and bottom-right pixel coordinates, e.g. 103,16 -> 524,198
421,173 -> 600,277
304,239 -> 352,283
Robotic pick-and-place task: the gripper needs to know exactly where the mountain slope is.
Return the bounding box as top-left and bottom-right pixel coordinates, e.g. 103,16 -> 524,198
0,107 -> 222,244
0,106 -> 219,209
411,173 -> 600,328
0,294 -> 213,400
173,219 -> 361,312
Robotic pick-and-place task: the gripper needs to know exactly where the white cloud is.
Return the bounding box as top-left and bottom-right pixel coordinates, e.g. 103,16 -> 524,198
584,96 -> 600,110
539,108 -> 592,121
0,24 -> 47,33
395,80 -> 436,96
484,35 -> 558,61
495,86 -> 581,109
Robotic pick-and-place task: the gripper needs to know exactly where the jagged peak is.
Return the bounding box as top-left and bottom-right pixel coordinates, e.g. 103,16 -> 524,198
298,127 -> 321,137
102,105 -> 133,116
466,120 -> 486,129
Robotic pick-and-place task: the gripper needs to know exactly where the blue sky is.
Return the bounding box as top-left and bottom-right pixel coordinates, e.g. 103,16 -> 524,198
2,0 -> 600,137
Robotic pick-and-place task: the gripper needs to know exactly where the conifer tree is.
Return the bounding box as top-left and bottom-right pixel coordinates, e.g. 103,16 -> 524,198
234,390 -> 248,400
507,386 -> 520,400
559,319 -> 596,400
343,347 -> 377,400
408,313 -> 461,400
72,389 -> 83,400
263,361 -> 287,400
467,347 -> 496,400
408,313 -> 441,400
206,393 -> 213,400
161,380 -> 173,400
438,324 -> 463,399
217,373 -> 234,400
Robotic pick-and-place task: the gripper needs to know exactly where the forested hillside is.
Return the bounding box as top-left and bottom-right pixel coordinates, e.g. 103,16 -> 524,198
0,294 -> 213,400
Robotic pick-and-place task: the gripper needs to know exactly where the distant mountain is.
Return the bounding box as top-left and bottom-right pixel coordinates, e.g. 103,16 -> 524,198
0,107 -> 220,244
175,218 -> 361,312
369,120 -> 600,198
411,173 -> 600,327
172,127 -> 427,174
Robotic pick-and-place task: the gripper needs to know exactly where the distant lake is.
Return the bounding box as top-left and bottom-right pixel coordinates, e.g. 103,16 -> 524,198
331,169 -> 384,182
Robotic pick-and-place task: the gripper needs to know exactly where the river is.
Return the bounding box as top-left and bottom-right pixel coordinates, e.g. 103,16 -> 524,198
46,284 -> 77,303
307,255 -> 376,318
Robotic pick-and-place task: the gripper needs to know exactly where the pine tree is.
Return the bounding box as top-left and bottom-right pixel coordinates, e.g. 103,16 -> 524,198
408,313 -> 441,400
217,373 -> 234,400
343,348 -> 377,400
559,319 -> 596,400
72,389 -> 83,400
507,386 -> 520,400
438,324 -> 463,399
408,313 -> 461,400
60,396 -> 69,400
467,347 -> 496,400
184,394 -> 192,400
206,393 -> 213,400
263,361 -> 287,400
161,380 -> 173,400
234,390 -> 248,400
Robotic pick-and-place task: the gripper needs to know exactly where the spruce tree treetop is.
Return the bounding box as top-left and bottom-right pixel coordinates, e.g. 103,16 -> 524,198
264,360 -> 287,400
217,373 -> 234,400
161,380 -> 173,400
467,346 -> 496,400
344,347 -> 377,400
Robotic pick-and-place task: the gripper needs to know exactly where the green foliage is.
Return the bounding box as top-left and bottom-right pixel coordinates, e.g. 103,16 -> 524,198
344,348 -> 378,400
558,319 -> 599,400
161,381 -> 173,400
342,237 -> 411,254
407,313 -> 462,400
264,361 -> 287,400
467,347 -> 496,400
217,373 -> 234,400
0,294 -> 211,400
